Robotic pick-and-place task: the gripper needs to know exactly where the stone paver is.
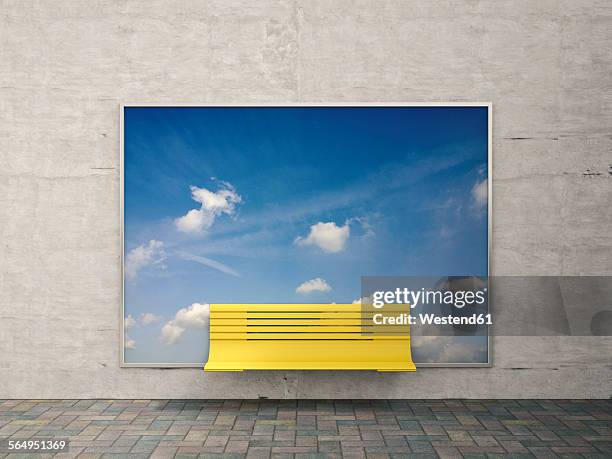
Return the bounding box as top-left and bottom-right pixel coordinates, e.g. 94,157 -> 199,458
0,400 -> 610,458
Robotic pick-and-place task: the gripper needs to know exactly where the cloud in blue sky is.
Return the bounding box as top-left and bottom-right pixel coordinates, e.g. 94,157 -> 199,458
295,221 -> 350,253
161,302 -> 210,345
472,178 -> 488,208
296,278 -> 332,294
125,240 -> 166,280
124,314 -> 136,330
175,183 -> 242,234
140,312 -> 163,326
124,334 -> 136,349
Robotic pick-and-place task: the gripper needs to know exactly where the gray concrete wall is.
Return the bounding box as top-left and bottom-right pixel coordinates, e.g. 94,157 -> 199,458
1,0 -> 611,399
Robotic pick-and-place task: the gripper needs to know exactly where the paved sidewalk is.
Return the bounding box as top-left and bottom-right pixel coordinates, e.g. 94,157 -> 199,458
0,400 -> 610,458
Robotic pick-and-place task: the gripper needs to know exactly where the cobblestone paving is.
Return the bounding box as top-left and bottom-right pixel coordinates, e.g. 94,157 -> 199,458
0,400 -> 611,458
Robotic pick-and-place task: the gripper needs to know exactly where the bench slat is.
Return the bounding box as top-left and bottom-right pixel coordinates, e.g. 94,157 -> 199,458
211,312 -> 376,319
211,325 -> 377,333
210,304 -> 409,312
210,332 -> 410,340
211,319 -> 371,326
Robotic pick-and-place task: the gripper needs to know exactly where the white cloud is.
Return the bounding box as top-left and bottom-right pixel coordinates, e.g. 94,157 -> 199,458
296,278 -> 332,294
472,179 -> 487,208
175,183 -> 242,234
161,303 -> 210,345
295,221 -> 350,253
124,314 -> 136,330
350,216 -> 375,239
160,321 -> 184,345
124,334 -> 135,349
173,303 -> 210,328
140,312 -> 162,326
352,296 -> 372,304
125,240 -> 166,280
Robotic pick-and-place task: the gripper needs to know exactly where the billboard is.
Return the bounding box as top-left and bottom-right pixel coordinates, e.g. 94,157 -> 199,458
121,104 -> 491,367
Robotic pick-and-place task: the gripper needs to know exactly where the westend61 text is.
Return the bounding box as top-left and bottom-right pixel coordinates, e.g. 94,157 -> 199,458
372,313 -> 492,326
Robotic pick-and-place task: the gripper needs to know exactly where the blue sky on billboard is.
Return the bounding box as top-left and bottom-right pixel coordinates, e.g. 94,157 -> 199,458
123,106 -> 488,364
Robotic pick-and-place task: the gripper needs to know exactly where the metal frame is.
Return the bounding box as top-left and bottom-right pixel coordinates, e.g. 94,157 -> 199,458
120,102 -> 492,368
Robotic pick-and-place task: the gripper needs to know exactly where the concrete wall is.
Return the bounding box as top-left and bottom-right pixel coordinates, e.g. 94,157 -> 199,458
1,0 -> 611,399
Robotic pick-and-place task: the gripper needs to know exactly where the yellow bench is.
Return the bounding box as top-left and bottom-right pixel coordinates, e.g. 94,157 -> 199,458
204,303 -> 416,372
